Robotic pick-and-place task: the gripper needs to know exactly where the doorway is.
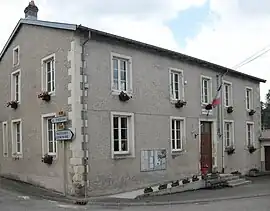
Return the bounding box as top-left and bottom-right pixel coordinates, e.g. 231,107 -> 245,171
200,121 -> 213,173
265,146 -> 270,171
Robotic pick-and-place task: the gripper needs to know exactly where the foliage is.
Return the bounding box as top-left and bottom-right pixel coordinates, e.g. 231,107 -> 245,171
261,89 -> 270,130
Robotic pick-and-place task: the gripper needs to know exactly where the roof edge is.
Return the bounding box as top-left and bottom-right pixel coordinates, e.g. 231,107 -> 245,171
77,25 -> 266,83
0,18 -> 77,61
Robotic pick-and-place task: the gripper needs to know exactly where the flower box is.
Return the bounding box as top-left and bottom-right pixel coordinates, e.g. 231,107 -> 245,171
38,91 -> 51,102
225,145 -> 235,155
247,145 -> 256,153
7,101 -> 18,109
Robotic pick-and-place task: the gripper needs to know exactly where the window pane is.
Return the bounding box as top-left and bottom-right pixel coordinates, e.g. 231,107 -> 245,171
120,81 -> 126,91
49,141 -> 53,153
121,128 -> 127,139
176,139 -> 181,149
17,142 -> 21,153
176,130 -> 181,140
113,68 -> 118,80
176,120 -> 180,130
113,129 -> 119,139
121,140 -> 128,151
121,117 -> 127,128
120,60 -> 126,71
120,70 -> 126,81
172,128 -> 175,139
114,140 -> 119,151
113,117 -> 118,128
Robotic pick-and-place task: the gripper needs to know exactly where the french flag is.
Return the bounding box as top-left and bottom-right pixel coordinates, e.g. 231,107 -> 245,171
212,84 -> 222,107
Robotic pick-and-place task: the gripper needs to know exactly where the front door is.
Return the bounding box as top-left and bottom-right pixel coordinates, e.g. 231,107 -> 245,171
200,121 -> 212,173
265,146 -> 270,171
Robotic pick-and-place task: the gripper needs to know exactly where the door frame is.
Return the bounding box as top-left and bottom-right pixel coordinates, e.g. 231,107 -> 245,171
264,146 -> 270,171
198,118 -> 218,172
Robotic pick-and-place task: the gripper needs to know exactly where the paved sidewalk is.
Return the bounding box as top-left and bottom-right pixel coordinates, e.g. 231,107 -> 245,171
0,175 -> 270,207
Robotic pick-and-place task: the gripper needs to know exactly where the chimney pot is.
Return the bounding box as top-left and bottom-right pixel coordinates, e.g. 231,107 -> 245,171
24,1 -> 39,20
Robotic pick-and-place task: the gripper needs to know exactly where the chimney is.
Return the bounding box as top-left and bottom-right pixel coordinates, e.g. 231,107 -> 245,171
24,1 -> 39,20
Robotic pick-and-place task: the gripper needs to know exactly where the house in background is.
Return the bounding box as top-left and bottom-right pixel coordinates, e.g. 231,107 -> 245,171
0,1 -> 267,197
259,130 -> 270,172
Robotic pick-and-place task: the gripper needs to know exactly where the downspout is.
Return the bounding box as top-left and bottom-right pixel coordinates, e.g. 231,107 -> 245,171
216,74 -> 221,171
220,74 -> 225,173
81,29 -> 91,198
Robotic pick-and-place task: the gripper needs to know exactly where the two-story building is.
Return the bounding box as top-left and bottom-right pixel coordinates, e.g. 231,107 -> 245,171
0,1 -> 267,197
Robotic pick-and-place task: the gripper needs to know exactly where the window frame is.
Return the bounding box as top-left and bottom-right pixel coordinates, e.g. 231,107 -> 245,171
13,45 -> 20,67
223,120 -> 235,147
41,113 -> 57,157
245,87 -> 253,110
170,116 -> 186,152
11,119 -> 22,157
11,69 -> 21,103
223,80 -> 233,107
110,112 -> 135,158
2,121 -> 8,157
110,52 -> 133,95
246,121 -> 255,146
169,68 -> 185,101
200,75 -> 212,105
41,53 -> 56,96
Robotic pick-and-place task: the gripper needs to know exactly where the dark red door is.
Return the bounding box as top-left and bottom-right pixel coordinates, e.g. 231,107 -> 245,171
200,121 -> 212,173
265,146 -> 270,171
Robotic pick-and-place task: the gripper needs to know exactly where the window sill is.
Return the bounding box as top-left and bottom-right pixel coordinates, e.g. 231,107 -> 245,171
48,92 -> 55,97
170,98 -> 185,104
12,63 -> 20,68
12,153 -> 23,159
111,90 -> 133,97
112,152 -> 135,159
171,149 -> 185,154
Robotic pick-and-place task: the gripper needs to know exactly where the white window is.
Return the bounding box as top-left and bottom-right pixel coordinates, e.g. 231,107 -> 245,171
111,112 -> 134,157
41,113 -> 57,156
2,121 -> 8,157
11,69 -> 21,102
246,122 -> 254,146
170,117 -> 185,152
245,87 -> 253,110
111,52 -> 132,93
13,46 -> 20,66
41,54 -> 55,94
11,119 -> 22,156
223,81 -> 233,107
224,121 -> 234,147
169,68 -> 184,100
201,76 -> 212,104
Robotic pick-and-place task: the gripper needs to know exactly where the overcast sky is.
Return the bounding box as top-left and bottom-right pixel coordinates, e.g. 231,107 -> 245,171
1,0 -> 270,100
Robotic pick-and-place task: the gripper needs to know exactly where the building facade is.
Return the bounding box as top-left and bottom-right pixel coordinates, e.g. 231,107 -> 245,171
0,1 -> 266,196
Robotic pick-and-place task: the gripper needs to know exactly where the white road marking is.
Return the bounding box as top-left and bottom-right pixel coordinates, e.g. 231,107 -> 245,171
18,196 -> 30,200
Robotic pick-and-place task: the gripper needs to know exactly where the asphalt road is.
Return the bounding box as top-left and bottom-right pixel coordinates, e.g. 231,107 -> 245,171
1,185 -> 270,211
0,176 -> 270,210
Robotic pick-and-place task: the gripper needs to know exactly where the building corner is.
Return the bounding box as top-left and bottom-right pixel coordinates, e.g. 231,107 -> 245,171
67,37 -> 89,196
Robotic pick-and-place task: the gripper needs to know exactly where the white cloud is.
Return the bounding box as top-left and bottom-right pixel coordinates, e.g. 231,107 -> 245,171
184,0 -> 270,100
0,0 -> 206,51
1,0 -> 269,100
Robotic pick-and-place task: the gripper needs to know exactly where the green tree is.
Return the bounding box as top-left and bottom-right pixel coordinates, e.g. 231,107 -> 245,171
261,89 -> 270,130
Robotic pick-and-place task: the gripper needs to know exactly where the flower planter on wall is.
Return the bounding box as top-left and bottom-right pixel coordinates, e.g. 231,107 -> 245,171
175,100 -> 187,108
7,101 -> 18,109
227,106 -> 233,114
118,91 -> 130,102
38,91 -> 51,102
247,145 -> 256,153
248,109 -> 256,116
42,154 -> 54,165
225,146 -> 235,155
